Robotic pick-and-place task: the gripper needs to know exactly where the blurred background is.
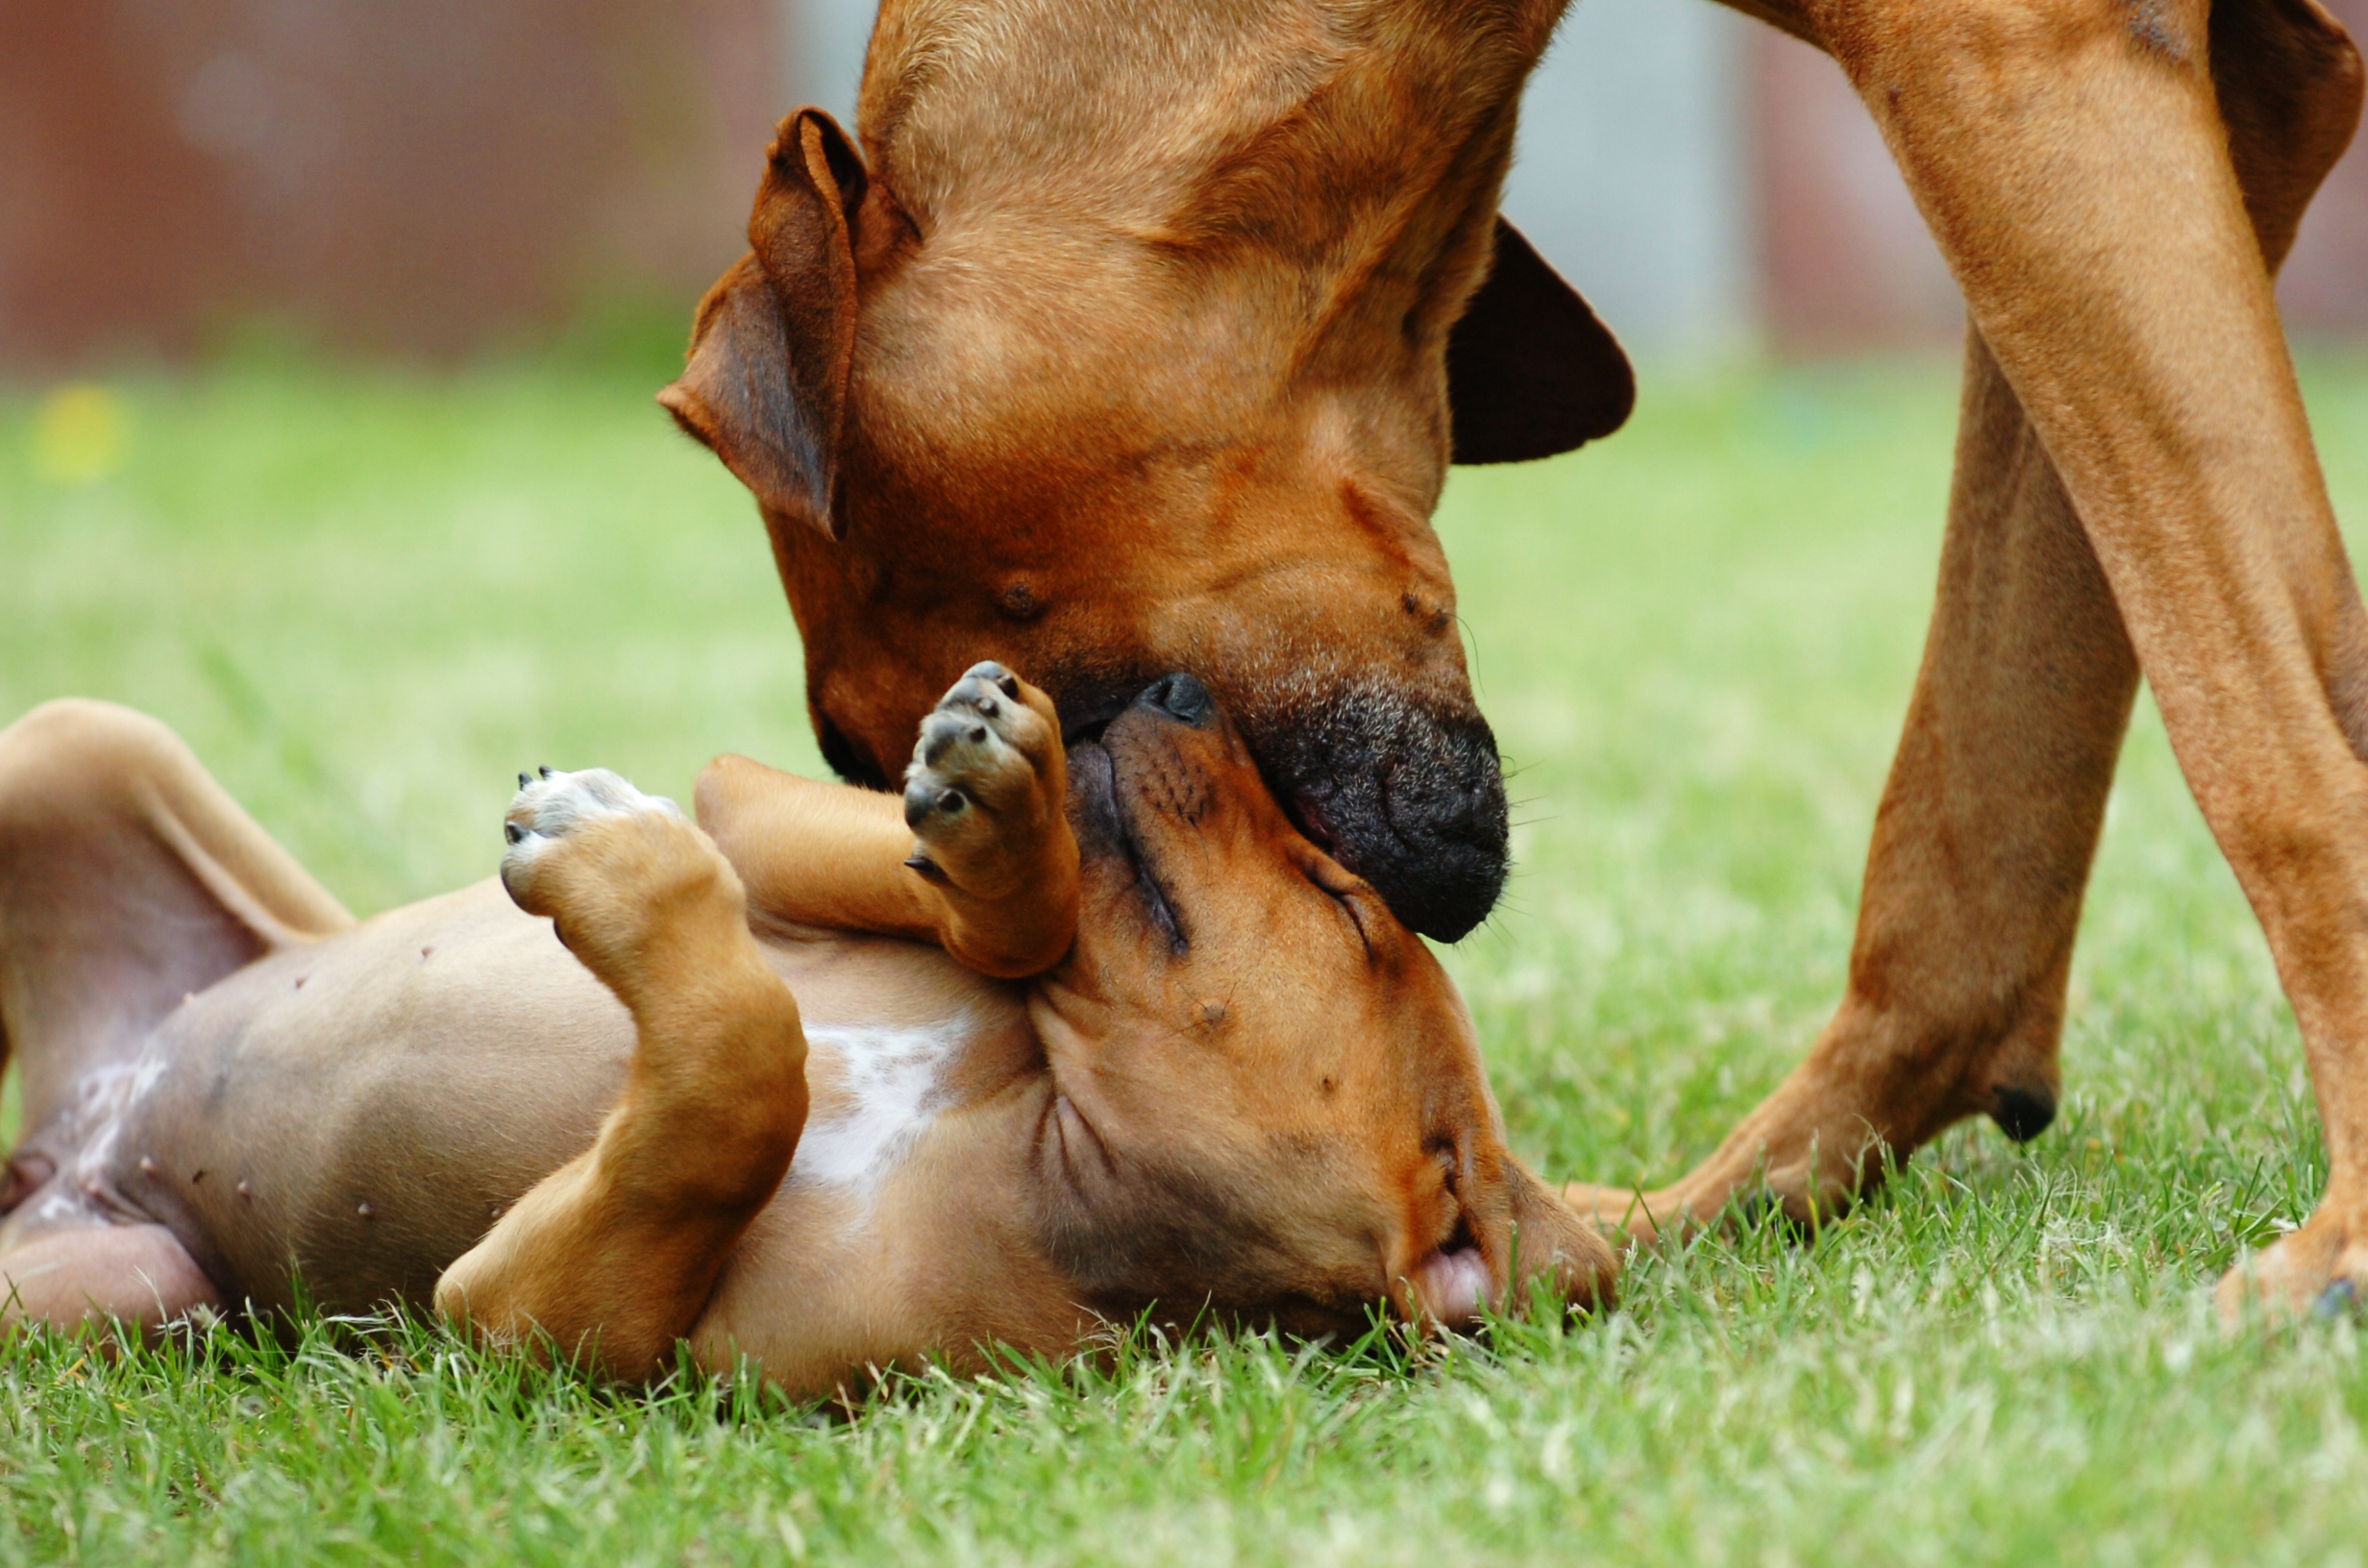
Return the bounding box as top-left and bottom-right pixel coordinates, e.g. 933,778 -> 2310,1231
9,0 -> 2365,371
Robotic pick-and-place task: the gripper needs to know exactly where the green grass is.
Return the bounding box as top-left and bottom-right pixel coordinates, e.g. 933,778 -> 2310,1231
3,352 -> 2367,1564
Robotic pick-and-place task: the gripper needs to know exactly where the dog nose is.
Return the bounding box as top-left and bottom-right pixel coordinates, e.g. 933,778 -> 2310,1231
1232,687 -> 1507,942
1136,673 -> 1218,727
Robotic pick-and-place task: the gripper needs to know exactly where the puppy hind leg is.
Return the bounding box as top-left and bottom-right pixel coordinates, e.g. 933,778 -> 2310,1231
0,700 -> 353,1152
0,1222 -> 223,1342
432,770 -> 808,1379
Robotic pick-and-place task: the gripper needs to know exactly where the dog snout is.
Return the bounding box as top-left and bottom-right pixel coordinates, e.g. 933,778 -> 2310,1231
1243,689 -> 1508,943
1134,673 -> 1218,728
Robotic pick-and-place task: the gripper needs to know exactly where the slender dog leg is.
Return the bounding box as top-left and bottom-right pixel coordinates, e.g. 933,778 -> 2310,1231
1571,327 -> 2141,1232
697,662 -> 1080,978
1576,0 -> 2364,1274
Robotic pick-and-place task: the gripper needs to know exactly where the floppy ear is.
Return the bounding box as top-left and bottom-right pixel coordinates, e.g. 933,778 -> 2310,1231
1446,218 -> 1636,465
659,110 -> 869,541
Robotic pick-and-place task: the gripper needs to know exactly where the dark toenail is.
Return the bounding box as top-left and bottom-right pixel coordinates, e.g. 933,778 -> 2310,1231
904,852 -> 949,883
977,696 -> 999,718
994,674 -> 1020,699
539,766 -> 554,779
2313,1280 -> 2358,1320
519,772 -> 533,791
506,821 -> 525,845
968,723 -> 988,745
940,789 -> 967,814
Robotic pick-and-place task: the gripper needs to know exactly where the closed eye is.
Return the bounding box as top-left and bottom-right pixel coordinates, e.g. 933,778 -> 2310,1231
1304,864 -> 1374,957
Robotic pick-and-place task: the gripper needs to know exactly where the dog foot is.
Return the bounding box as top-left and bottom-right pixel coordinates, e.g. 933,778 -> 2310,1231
2214,1202 -> 2368,1328
501,769 -> 731,975
901,662 -> 1067,904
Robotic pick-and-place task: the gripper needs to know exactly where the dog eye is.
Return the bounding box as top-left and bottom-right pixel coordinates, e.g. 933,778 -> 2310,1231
1305,869 -> 1373,955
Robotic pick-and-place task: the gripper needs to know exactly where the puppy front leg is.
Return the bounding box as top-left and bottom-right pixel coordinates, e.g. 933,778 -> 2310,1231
432,772 -> 807,1379
698,663 -> 1080,977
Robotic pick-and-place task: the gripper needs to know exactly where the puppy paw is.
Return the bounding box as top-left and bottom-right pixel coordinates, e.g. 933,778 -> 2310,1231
501,769 -> 728,972
901,663 -> 1065,903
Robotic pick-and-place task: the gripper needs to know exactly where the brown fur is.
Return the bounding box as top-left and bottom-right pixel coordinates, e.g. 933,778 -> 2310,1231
1571,0 -> 2368,1327
0,675 -> 1614,1388
657,0 -> 2366,1317
658,4 -> 1639,945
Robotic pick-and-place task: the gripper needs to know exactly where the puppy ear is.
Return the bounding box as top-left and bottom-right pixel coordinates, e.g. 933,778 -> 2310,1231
1446,217 -> 1636,465
660,110 -> 869,541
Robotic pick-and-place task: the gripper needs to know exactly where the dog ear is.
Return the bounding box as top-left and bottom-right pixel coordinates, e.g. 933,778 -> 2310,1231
1446,218 -> 1636,465
660,110 -> 869,541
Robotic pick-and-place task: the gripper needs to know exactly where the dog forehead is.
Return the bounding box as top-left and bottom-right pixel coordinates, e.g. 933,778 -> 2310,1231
855,249 -> 1285,466
865,0 -> 1348,224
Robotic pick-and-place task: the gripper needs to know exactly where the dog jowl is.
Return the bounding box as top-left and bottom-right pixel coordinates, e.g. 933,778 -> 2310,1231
655,4 -> 1631,942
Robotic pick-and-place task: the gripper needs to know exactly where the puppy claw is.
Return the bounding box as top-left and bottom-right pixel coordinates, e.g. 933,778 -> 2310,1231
2314,1280 -> 2358,1320
519,772 -> 534,791
904,852 -> 949,883
504,821 -> 525,845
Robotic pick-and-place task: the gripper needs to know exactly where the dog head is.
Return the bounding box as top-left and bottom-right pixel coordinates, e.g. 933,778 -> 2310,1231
659,4 -> 1631,944
1025,673 -> 1616,1332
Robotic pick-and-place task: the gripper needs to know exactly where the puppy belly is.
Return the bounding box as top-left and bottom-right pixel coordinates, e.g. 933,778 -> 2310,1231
102,880 -> 635,1318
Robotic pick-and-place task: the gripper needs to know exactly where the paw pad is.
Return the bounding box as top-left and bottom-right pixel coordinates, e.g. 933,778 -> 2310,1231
499,767 -> 683,896
901,663 -> 1042,836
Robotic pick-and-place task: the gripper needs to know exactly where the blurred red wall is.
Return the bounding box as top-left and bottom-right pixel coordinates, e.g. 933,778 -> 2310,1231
1753,1 -> 2368,352
3,2 -> 2360,364
0,0 -> 785,362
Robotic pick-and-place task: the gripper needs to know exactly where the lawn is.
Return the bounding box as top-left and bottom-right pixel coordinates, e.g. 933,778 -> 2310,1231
3,349 -> 2367,1565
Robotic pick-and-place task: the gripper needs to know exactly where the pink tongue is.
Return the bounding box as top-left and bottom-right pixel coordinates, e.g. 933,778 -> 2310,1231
1411,1245 -> 1492,1325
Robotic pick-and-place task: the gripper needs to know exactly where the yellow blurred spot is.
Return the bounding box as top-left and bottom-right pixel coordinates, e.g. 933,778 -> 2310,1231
33,383 -> 130,484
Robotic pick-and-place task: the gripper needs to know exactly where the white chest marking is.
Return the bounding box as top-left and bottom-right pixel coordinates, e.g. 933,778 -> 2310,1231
790,1018 -> 963,1199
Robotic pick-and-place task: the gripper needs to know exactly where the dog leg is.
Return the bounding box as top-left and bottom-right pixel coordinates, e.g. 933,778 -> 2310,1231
696,662 -> 1080,978
0,700 -> 353,1205
1570,326 -> 2140,1235
1576,0 -> 2364,1264
0,1226 -> 223,1341
431,770 -> 809,1377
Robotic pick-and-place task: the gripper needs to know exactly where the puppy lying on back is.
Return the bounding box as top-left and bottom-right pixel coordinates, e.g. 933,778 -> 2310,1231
0,667 -> 1612,1391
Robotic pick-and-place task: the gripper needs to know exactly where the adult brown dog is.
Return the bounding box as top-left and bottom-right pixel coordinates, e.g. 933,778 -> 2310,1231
0,674 -> 1612,1385
659,0 -> 2368,1317
0,677 -> 1610,1392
